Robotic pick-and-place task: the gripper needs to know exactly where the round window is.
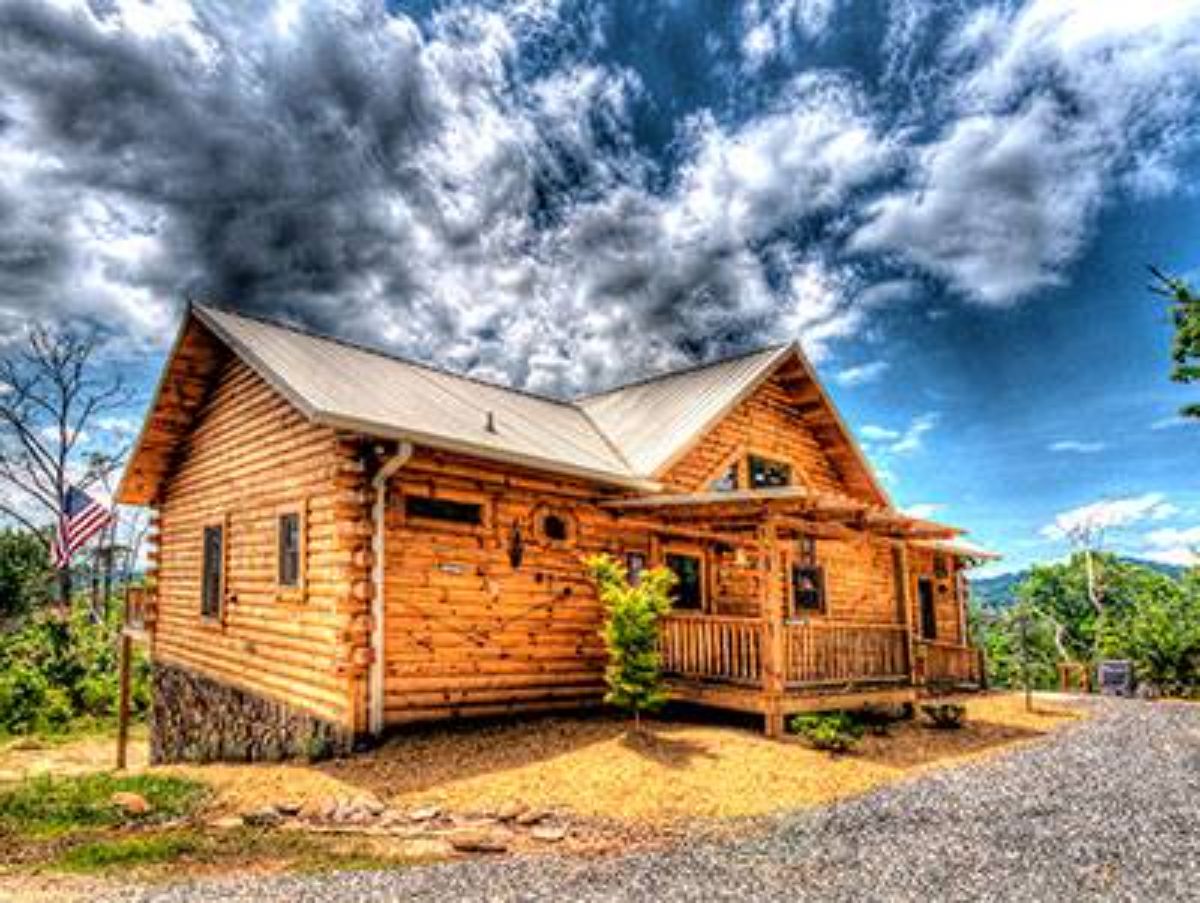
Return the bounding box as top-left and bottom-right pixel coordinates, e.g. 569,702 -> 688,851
542,513 -> 569,542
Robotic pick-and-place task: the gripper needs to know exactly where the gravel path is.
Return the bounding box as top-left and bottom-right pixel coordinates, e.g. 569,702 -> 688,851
123,699 -> 1200,902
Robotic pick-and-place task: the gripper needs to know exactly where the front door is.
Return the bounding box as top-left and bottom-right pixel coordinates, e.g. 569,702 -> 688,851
917,578 -> 938,640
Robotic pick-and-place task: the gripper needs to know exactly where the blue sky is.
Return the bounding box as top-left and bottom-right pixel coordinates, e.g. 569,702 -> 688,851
1,0 -> 1198,574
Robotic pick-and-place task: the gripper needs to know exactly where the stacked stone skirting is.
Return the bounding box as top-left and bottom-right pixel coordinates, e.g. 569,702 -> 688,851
150,661 -> 354,764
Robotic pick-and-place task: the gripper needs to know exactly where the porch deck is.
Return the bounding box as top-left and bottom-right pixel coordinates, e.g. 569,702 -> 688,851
659,613 -> 982,725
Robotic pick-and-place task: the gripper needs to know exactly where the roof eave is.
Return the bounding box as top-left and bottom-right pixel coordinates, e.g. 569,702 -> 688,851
313,411 -> 661,493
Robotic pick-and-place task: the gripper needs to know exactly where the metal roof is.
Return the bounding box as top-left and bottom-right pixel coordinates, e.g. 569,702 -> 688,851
125,305 -> 895,504
194,306 -> 648,488
576,345 -> 793,476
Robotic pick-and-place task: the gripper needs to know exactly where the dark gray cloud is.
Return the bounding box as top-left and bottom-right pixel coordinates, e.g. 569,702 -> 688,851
1,0 -> 1197,392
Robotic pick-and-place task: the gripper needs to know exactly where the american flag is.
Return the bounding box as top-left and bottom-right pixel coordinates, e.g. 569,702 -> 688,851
51,485 -> 114,570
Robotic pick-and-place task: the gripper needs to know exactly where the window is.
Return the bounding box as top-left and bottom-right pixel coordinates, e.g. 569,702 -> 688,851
542,513 -> 569,542
665,553 -> 704,610
405,496 -> 482,525
626,552 -> 646,586
748,455 -> 792,489
791,564 -> 825,614
278,512 -> 301,588
933,554 -> 950,579
709,461 -> 739,492
201,524 -> 223,620
918,577 -> 938,640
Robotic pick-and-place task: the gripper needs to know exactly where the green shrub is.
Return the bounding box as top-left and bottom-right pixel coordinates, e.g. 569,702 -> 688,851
0,773 -> 208,837
921,703 -> 967,729
585,554 -> 676,729
0,597 -> 150,737
790,711 -> 865,752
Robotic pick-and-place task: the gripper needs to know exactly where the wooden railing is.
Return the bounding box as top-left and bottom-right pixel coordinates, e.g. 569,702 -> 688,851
659,614 -> 763,685
123,585 -> 153,636
919,641 -> 981,686
784,621 -> 909,687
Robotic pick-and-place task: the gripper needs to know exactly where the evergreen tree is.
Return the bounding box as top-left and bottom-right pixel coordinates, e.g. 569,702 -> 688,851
585,554 -> 675,730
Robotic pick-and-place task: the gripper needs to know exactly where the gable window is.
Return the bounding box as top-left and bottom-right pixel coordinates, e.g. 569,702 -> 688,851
748,455 -> 792,489
665,552 -> 704,610
278,512 -> 302,588
201,524 -> 224,620
709,461 -> 739,492
918,577 -> 938,640
405,496 -> 483,526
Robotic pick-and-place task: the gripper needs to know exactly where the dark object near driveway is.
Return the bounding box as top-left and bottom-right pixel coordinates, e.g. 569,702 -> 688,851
920,703 -> 967,729
1097,660 -> 1134,697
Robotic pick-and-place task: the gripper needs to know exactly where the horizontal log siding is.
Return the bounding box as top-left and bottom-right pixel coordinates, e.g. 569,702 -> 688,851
153,359 -> 359,728
661,373 -> 851,496
381,449 -> 649,725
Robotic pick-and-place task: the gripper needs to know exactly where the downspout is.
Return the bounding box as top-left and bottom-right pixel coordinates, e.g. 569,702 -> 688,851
369,442 -> 413,736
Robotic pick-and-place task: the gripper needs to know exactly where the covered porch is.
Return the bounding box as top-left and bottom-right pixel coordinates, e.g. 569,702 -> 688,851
602,486 -> 986,735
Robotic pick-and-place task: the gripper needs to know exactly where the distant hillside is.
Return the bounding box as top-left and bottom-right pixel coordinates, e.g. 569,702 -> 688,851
972,558 -> 1186,610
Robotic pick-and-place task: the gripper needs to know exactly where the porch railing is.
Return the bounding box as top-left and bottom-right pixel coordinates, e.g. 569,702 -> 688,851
659,614 -> 763,685
784,621 -> 909,687
919,640 -> 981,685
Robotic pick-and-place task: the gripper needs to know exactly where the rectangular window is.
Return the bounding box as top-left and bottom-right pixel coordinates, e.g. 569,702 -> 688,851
278,512 -> 301,588
665,553 -> 704,610
791,564 -> 825,614
405,496 -> 483,525
626,552 -> 646,586
918,577 -> 938,640
748,455 -> 792,489
201,524 -> 223,620
709,461 -> 739,492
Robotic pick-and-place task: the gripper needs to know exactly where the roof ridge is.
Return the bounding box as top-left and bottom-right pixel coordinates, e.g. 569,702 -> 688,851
193,301 -> 580,409
574,342 -> 793,402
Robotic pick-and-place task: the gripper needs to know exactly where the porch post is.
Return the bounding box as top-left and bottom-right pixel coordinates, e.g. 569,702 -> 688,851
760,516 -> 786,737
894,541 -> 917,688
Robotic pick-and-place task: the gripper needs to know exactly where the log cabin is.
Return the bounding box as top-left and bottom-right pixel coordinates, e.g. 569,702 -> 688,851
117,304 -> 996,762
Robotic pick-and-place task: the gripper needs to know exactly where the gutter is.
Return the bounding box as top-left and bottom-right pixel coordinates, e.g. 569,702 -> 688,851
369,442 -> 413,736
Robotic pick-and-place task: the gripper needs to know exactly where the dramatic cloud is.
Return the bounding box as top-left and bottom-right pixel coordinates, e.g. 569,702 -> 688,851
1040,492 -> 1178,541
1048,440 -> 1106,454
854,0 -> 1200,304
2,0 -> 1199,396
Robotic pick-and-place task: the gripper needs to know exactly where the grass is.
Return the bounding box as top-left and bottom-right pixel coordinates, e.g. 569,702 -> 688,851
0,772 -> 208,837
54,834 -> 201,872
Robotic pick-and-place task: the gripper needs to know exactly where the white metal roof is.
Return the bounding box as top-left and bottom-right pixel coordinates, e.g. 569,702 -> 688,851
167,305 -> 892,502
195,306 -> 647,488
576,345 -> 793,476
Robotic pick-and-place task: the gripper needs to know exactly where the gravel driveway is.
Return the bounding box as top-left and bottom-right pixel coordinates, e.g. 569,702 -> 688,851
123,699 -> 1200,902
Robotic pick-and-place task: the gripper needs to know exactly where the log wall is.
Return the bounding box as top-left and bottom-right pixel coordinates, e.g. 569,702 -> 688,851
152,358 -> 370,732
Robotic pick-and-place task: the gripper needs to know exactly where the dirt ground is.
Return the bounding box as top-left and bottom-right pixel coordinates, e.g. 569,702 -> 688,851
2,694 -> 1081,826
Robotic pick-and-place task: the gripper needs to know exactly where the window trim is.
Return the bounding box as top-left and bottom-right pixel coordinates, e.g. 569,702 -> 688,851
701,446 -> 805,493
275,502 -> 307,597
788,563 -> 826,618
532,505 -> 577,548
661,544 -> 708,612
399,488 -> 490,533
917,576 -> 938,641
200,516 -> 227,625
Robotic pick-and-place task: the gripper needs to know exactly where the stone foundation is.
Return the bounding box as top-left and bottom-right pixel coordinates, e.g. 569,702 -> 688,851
150,662 -> 354,764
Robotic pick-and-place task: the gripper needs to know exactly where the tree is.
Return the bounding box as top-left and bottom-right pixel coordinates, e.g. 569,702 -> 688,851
0,528 -> 54,623
585,553 -> 675,730
0,327 -> 131,603
1149,266 -> 1200,418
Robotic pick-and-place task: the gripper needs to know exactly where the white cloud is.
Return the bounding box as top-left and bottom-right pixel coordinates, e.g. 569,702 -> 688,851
834,360 -> 890,387
1151,415 -> 1194,431
903,502 -> 944,520
854,0 -> 1200,305
740,0 -> 840,69
1048,440 -> 1106,454
1141,525 -> 1200,567
1041,492 -> 1178,541
859,412 -> 938,456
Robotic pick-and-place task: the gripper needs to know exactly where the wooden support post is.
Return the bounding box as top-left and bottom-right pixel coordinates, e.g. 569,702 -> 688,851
116,630 -> 132,770
894,541 -> 917,687
760,517 -> 786,738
